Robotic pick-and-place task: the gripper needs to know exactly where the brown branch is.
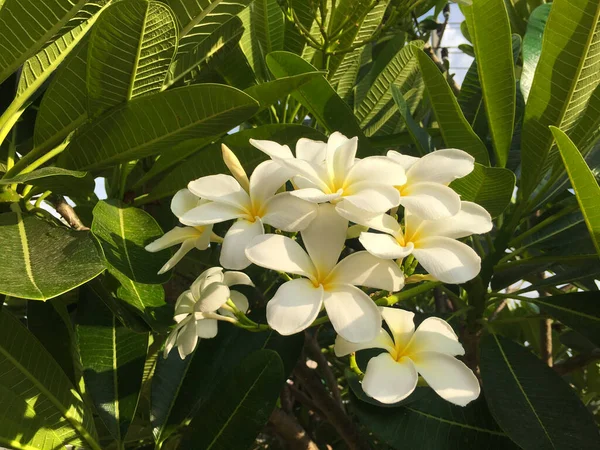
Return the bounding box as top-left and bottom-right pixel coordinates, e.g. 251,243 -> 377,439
541,318 -> 553,367
553,349 -> 600,375
304,331 -> 343,408
269,408 -> 319,450
287,383 -> 321,414
50,194 -> 88,230
489,299 -> 508,321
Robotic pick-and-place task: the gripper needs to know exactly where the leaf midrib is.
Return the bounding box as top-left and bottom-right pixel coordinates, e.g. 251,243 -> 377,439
126,1 -> 151,101
403,406 -> 508,436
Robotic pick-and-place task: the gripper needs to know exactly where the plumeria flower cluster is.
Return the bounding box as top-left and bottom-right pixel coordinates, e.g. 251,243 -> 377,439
147,132 -> 492,407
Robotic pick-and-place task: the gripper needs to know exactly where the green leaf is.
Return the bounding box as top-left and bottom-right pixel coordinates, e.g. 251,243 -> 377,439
145,124 -> 327,202
450,163 -> 515,218
86,0 -> 178,116
480,334 -> 600,450
391,85 -> 431,155
0,308 -> 100,450
282,0 -> 314,55
461,0 -> 515,167
244,72 -> 323,109
0,0 -> 88,85
180,349 -> 284,450
520,0 -> 600,198
0,167 -> 93,194
551,127 -> 600,256
416,51 -> 489,165
352,391 -> 517,450
61,84 -> 259,170
77,292 -> 149,444
520,4 -> 551,102
0,211 -> 104,301
570,83 -> 600,153
266,51 -> 368,143
91,200 -> 170,284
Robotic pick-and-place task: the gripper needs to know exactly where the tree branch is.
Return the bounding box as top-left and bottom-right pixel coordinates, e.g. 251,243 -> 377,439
304,331 -> 343,408
541,318 -> 553,367
269,408 -> 319,450
553,349 -> 600,375
50,194 -> 88,230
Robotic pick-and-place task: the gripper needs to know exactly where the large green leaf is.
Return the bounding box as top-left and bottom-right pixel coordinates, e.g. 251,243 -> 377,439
145,124 -> 327,202
520,3 -> 552,102
352,391 -> 517,450
391,85 -> 431,155
0,0 -> 88,85
180,349 -> 284,449
461,0 -> 515,167
244,72 -> 323,109
0,308 -> 100,450
449,163 -> 515,217
569,83 -> 600,153
552,127 -> 600,256
61,84 -> 259,170
416,51 -> 489,165
87,0 -> 178,115
521,0 -> 600,198
0,167 -> 93,195
77,292 -> 149,444
0,211 -> 104,301
283,0 -> 314,56
266,51 -> 367,142
91,200 -> 170,284
480,334 -> 600,450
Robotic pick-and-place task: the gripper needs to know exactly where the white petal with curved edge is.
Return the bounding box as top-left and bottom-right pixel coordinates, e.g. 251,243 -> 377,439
341,183 -> 400,214
387,150 -> 419,171
245,234 -> 316,278
407,317 -> 464,356
399,182 -> 461,220
249,160 -> 292,205
171,189 -> 201,218
277,158 -> 330,191
266,279 -> 323,335
180,202 -> 245,226
381,307 -> 415,351
336,206 -> 401,234
230,290 -> 249,313
328,251 -> 404,291
196,282 -> 230,312
417,201 -> 493,240
223,271 -> 254,287
328,135 -> 358,183
220,219 -> 264,270
301,203 -> 348,277
196,319 -> 218,339
188,174 -> 250,209
346,156 -> 407,186
174,290 -> 196,315
334,329 -> 395,357
358,232 -> 413,260
146,226 -> 200,252
411,352 -> 480,406
413,237 -> 481,284
406,149 -> 474,184
157,239 -> 197,275
362,353 -> 418,404
323,284 -> 381,343
177,320 -> 199,359
222,144 -> 250,192
290,188 -> 341,203
194,225 -> 212,250
191,267 -> 224,297
262,193 -> 318,231
296,138 -> 327,163
249,138 -> 294,159
163,327 -> 179,358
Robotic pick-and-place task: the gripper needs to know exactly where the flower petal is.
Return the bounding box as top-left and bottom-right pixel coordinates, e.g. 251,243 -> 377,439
196,319 -> 218,339
412,237 -> 481,284
146,226 -> 200,252
406,149 -> 474,184
180,202 -> 245,226
336,207 -> 401,234
358,232 -> 413,260
362,353 -> 418,404
328,251 -> 405,291
277,158 -> 330,191
341,183 -> 400,214
291,188 -> 341,203
194,225 -> 213,250
301,203 -> 347,277
296,138 -> 327,163
157,239 -> 197,275
262,193 -> 318,231
410,352 -> 480,406
171,189 -> 201,218
266,279 -> 323,335
174,290 -> 196,316
380,307 -> 415,350
399,182 -> 462,220
323,284 -> 381,343
249,138 -> 294,159
249,160 -> 292,205
407,317 -> 465,356
190,267 -> 224,297
334,329 -> 395,357
327,134 -> 357,183
387,150 -> 419,171
220,219 -> 264,270
222,144 -> 250,192
196,282 -> 230,312
417,201 -> 493,239
177,320 -> 199,359
346,156 -> 407,186
245,234 -> 316,278
230,290 -> 249,313
188,174 -> 250,209
223,271 -> 254,287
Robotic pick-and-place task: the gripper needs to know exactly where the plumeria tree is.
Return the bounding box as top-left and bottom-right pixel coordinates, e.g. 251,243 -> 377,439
0,0 -> 599,449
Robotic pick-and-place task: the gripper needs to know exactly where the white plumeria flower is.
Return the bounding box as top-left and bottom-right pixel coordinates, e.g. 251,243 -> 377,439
338,201 -> 492,284
145,189 -> 214,274
164,267 -> 254,359
387,149 -> 474,220
245,203 -> 404,343
250,132 -> 406,217
179,147 -> 318,270
335,307 -> 480,406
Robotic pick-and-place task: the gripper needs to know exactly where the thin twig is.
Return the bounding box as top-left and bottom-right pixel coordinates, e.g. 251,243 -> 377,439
541,318 -> 553,367
553,350 -> 600,375
304,331 -> 343,408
